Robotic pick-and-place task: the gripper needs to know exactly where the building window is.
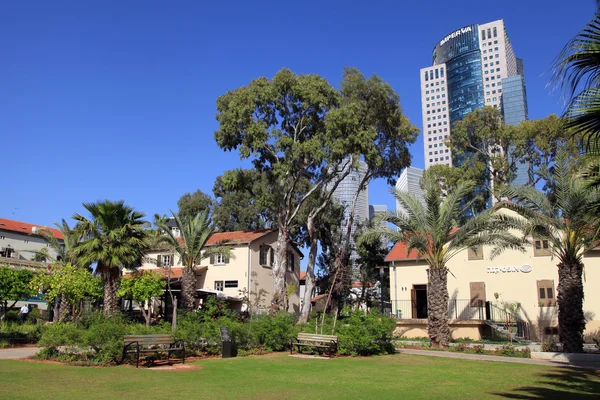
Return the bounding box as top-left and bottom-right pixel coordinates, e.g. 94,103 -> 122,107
468,246 -> 484,261
487,28 -> 491,38
259,245 -> 269,266
211,253 -> 229,265
287,251 -> 295,272
481,30 -> 486,40
214,281 -> 224,291
424,71 -> 428,81
534,239 -> 551,257
162,254 -> 172,266
224,280 -> 238,288
493,27 -> 497,37
537,280 -> 556,307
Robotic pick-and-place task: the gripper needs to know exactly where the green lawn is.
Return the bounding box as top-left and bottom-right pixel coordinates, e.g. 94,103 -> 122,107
0,353 -> 598,399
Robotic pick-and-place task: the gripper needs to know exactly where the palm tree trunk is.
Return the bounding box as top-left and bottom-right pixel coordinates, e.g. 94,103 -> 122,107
101,266 -> 121,315
427,267 -> 450,348
58,295 -> 71,322
557,260 -> 585,353
181,268 -> 196,311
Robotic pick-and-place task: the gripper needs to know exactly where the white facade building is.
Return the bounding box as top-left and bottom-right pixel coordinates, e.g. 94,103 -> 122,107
395,167 -> 425,215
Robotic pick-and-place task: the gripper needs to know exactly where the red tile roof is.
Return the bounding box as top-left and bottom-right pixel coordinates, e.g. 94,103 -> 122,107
126,266 -> 206,279
300,271 -> 307,280
0,218 -> 63,240
206,229 -> 275,246
385,229 -> 459,262
385,241 -> 422,262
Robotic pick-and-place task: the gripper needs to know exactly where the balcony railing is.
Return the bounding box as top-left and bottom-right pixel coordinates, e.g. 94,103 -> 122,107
391,299 -> 531,340
391,299 -> 484,320
0,256 -> 48,270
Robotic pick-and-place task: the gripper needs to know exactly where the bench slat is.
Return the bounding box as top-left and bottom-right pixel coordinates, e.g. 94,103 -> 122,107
297,334 -> 337,340
124,339 -> 175,344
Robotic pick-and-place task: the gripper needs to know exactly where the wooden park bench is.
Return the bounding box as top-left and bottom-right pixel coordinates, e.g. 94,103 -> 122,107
290,333 -> 338,358
120,334 -> 185,368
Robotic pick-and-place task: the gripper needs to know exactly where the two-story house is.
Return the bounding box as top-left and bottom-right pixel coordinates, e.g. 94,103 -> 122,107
139,229 -> 303,313
0,218 -> 63,268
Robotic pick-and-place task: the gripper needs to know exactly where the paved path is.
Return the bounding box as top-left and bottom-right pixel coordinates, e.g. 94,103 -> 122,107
396,348 -> 600,370
0,347 -> 40,360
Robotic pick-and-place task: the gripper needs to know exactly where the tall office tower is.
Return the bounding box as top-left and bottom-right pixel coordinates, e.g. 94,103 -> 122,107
421,19 -> 527,172
395,167 -> 425,216
502,59 -> 529,186
331,159 -> 369,264
369,204 -> 388,229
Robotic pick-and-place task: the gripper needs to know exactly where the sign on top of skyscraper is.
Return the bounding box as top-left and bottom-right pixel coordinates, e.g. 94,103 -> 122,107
420,19 -> 527,170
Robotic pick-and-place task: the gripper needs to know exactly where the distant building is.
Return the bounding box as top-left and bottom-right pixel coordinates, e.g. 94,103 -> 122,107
369,205 -> 388,228
331,160 -> 369,264
0,218 -> 62,267
501,73 -> 529,186
395,167 -> 425,215
421,19 -> 525,169
0,217 -> 64,311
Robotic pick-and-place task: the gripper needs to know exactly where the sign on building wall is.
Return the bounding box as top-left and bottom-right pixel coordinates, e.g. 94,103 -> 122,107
487,264 -> 532,274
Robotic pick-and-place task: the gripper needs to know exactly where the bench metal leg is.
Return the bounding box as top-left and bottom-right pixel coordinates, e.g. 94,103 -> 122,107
136,345 -> 140,368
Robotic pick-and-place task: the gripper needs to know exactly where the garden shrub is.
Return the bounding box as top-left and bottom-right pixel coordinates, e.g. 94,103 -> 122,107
541,339 -> 558,352
250,312 -> 297,352
334,309 -> 396,356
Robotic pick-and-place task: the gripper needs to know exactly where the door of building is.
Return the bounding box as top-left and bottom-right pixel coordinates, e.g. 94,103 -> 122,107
469,282 -> 486,307
411,284 -> 428,319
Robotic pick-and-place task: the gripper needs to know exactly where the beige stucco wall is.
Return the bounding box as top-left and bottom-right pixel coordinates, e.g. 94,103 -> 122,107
388,232 -> 600,340
394,322 -> 483,340
248,231 -> 301,314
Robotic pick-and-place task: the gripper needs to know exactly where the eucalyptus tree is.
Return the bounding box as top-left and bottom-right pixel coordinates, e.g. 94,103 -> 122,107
157,210 -> 232,310
72,200 -> 151,314
360,179 -> 525,348
215,68 -> 418,311
501,152 -> 600,353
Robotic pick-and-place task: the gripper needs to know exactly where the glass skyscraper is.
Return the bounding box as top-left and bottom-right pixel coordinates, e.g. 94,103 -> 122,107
420,19 -> 528,191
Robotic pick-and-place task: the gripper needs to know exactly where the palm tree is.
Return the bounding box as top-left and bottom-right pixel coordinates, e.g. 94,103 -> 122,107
552,12 -> 600,150
157,210 -> 232,311
360,179 -> 525,348
72,200 -> 150,314
500,151 -> 600,353
33,219 -> 81,267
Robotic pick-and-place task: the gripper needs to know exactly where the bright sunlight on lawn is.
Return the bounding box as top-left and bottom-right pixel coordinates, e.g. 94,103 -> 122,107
1,353 -> 599,399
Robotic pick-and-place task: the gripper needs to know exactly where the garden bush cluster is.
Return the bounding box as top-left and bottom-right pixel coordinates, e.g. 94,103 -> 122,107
30,297 -> 397,365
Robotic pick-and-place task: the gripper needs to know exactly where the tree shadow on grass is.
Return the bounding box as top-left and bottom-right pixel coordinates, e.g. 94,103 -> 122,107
493,367 -> 600,399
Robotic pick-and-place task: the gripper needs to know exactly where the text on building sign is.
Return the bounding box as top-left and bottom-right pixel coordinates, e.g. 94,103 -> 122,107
440,26 -> 473,46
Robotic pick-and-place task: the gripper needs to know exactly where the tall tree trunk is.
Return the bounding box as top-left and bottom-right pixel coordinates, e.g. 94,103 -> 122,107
427,267 -> 450,348
557,260 -> 585,353
272,222 -> 289,311
181,268 -> 196,311
102,266 -> 121,315
299,219 -> 318,323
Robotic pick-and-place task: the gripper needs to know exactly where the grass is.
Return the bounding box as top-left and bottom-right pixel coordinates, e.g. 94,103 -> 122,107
0,353 -> 599,399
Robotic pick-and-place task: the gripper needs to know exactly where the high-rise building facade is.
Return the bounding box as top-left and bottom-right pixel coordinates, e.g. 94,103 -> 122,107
421,19 -> 527,171
369,204 -> 388,229
331,159 -> 369,249
395,167 -> 425,216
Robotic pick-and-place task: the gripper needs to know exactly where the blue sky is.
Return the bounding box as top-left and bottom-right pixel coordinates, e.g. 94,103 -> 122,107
1,1 -> 596,228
